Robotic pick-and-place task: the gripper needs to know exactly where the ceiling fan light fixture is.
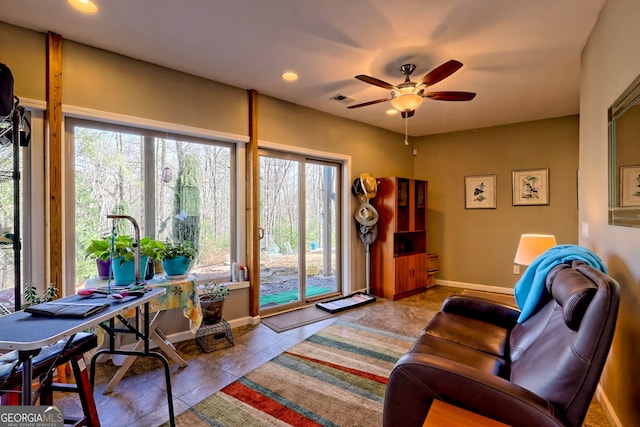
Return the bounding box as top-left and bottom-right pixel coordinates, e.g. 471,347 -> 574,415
348,60 -> 474,115
391,93 -> 423,112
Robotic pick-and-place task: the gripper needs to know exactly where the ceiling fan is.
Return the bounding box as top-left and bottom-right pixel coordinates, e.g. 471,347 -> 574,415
348,60 -> 476,118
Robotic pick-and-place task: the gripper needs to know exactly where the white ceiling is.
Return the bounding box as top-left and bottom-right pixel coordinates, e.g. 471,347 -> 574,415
1,0 -> 605,136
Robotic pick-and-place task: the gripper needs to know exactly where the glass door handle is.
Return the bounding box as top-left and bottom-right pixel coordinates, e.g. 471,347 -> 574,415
258,227 -> 265,240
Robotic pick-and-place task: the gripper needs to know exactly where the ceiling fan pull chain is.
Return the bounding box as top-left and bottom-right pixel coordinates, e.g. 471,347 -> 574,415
404,117 -> 409,145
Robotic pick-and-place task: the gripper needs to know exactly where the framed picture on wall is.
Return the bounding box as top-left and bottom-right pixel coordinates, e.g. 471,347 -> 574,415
512,168 -> 549,206
620,165 -> 640,207
464,175 -> 497,209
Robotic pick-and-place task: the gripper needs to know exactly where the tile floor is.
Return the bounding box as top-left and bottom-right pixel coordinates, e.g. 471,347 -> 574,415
55,286 -> 611,426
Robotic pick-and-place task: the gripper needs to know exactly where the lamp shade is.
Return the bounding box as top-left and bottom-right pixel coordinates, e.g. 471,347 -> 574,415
514,234 -> 557,265
391,93 -> 423,112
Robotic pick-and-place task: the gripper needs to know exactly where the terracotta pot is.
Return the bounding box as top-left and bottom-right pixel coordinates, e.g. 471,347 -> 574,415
153,258 -> 165,275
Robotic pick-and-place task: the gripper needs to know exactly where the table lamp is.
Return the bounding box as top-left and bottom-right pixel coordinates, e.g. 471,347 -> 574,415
514,234 -> 557,265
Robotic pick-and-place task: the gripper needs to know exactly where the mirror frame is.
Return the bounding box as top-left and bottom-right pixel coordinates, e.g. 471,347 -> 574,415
608,73 -> 640,227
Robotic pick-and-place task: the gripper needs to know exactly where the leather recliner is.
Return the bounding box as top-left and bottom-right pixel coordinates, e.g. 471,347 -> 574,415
383,260 -> 620,427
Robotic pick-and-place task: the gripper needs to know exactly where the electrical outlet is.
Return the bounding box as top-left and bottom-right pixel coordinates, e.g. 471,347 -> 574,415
581,222 -> 589,238
513,265 -> 520,275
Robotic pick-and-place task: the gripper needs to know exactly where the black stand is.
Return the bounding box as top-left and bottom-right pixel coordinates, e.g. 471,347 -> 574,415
89,300 -> 176,427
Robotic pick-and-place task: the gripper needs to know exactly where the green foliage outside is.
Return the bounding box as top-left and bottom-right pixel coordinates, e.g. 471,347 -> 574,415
22,283 -> 58,309
73,125 -> 232,287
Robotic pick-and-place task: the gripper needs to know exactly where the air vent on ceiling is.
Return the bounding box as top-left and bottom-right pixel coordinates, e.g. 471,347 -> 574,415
330,93 -> 355,104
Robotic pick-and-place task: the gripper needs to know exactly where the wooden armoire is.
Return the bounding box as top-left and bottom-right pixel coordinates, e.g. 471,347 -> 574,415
370,177 -> 431,300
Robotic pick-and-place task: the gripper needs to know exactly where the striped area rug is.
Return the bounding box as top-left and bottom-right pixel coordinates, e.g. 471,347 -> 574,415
175,321 -> 415,426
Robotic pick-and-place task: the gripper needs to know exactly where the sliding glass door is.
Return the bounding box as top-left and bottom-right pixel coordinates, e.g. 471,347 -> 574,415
259,150 -> 341,315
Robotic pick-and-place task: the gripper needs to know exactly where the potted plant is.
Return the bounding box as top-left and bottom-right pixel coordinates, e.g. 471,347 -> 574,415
110,235 -> 149,285
160,240 -> 197,277
197,281 -> 229,324
140,237 -> 166,278
85,237 -> 114,279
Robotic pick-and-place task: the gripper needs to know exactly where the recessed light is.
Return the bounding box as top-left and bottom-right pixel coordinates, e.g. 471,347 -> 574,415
386,109 -> 399,115
281,72 -> 298,82
67,0 -> 98,14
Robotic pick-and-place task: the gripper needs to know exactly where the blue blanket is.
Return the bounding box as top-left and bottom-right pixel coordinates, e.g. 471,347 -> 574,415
514,244 -> 607,323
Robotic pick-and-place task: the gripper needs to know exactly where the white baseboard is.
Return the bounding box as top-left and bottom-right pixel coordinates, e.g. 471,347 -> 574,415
435,279 -> 514,295
229,315 -> 262,328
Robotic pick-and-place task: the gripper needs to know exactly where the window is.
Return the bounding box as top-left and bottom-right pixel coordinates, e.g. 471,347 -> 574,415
68,119 -> 235,290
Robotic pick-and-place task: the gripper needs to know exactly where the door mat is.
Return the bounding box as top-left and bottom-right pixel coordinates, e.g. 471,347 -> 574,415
261,305 -> 337,333
315,292 -> 377,313
260,286 -> 328,307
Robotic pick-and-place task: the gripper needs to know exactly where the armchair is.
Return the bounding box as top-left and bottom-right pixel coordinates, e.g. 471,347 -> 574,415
383,260 -> 620,427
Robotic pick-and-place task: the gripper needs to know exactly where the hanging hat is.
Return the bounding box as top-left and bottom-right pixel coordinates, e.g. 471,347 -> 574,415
360,173 -> 378,199
354,202 -> 379,226
351,177 -> 365,197
358,223 -> 378,245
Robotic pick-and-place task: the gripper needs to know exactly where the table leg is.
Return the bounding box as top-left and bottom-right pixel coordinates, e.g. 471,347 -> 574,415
150,328 -> 187,366
143,310 -> 187,367
19,353 -> 32,405
102,338 -> 144,394
102,316 -> 187,394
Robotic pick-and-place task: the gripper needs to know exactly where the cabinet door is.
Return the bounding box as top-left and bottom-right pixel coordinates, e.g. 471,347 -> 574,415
394,255 -> 413,295
412,253 -> 427,287
394,253 -> 427,296
396,178 -> 410,232
414,180 -> 426,231
396,179 -> 427,232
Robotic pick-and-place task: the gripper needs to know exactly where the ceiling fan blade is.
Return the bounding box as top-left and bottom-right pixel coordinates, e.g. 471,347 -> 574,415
400,110 -> 415,119
355,75 -> 395,90
418,60 -> 463,87
347,98 -> 391,109
425,91 -> 476,101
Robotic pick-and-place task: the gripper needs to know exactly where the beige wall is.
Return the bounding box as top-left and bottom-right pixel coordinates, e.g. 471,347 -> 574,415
581,0 -> 640,425
259,95 -> 415,178
63,41 -> 248,136
258,94 -> 417,191
414,116 -> 579,288
0,22 -> 46,101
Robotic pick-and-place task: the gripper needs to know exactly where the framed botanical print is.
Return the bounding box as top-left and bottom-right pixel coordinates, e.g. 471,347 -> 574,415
464,175 -> 497,209
512,168 -> 549,206
620,165 -> 640,207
